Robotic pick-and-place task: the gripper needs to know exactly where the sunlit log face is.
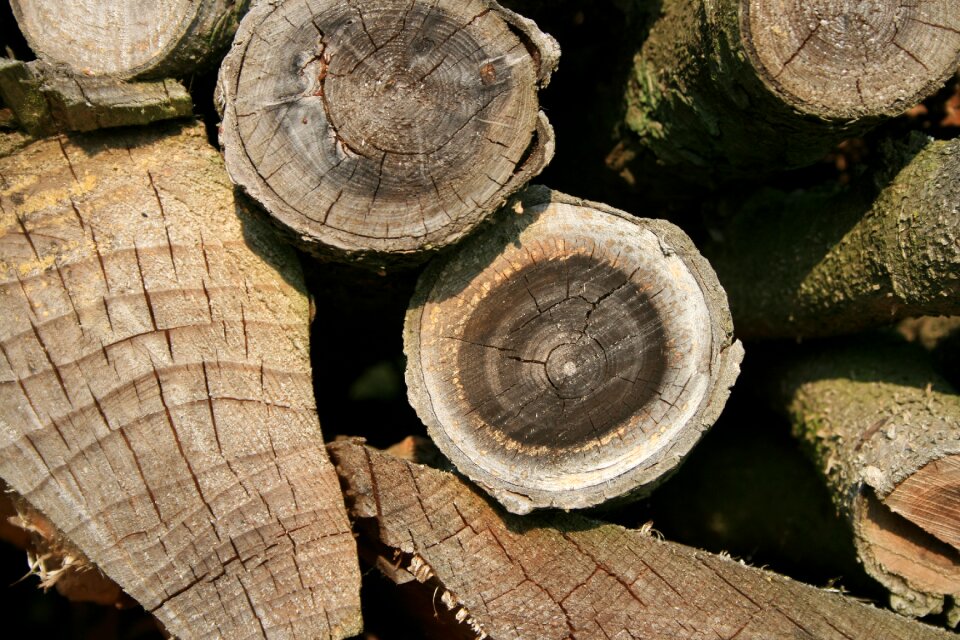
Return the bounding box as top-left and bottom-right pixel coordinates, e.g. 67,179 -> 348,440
219,0 -> 555,262
744,0 -> 960,118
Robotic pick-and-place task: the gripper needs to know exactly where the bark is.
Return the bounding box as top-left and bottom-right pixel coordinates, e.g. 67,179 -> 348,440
708,135 -> 960,340
624,0 -> 960,172
404,186 -> 743,514
0,59 -> 193,137
330,440 -> 954,640
217,0 -> 559,269
0,123 -> 362,638
9,0 -> 248,79
781,340 -> 960,620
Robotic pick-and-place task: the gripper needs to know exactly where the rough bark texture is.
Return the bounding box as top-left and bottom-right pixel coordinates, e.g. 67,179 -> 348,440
0,59 -> 193,137
625,0 -> 960,172
218,0 -> 559,268
782,340 -> 960,620
709,135 -> 960,340
9,0 -> 248,79
404,186 -> 743,513
0,123 -> 362,638
330,440 -> 954,640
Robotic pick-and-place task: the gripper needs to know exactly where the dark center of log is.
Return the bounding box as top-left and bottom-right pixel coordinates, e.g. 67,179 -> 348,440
457,256 -> 667,450
743,0 -> 960,118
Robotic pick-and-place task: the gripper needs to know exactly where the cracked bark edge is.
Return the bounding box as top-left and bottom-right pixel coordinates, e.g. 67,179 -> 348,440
330,441 -> 954,640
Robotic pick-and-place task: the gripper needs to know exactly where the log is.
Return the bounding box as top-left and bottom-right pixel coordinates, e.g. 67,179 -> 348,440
217,0 -> 559,268
782,340 -> 960,620
0,481 -> 130,607
624,0 -> 960,172
404,186 -> 743,513
0,59 -> 193,137
330,440 -> 954,640
0,123 -> 362,638
9,0 -> 248,79
708,134 -> 960,340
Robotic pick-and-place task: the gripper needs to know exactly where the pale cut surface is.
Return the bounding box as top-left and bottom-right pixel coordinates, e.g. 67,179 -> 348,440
886,455 -> 960,553
10,0 -> 245,79
219,0 -> 558,264
331,441 -> 955,640
0,123 -> 361,639
745,0 -> 960,119
404,187 -> 743,513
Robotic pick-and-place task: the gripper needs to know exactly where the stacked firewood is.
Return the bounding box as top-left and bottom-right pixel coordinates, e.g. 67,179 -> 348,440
0,1 -> 958,638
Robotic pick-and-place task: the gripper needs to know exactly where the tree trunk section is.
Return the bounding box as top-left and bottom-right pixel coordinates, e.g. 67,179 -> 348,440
9,0 -> 248,79
404,186 -> 743,513
708,135 -> 960,340
0,123 -> 362,639
0,59 -> 193,136
624,0 -> 960,172
330,440 -> 954,640
217,0 -> 559,269
782,340 -> 960,620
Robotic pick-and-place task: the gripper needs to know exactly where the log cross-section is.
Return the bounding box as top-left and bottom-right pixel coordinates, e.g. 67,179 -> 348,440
218,0 -> 559,266
0,124 -> 362,639
404,187 -> 743,513
9,0 -> 248,79
625,0 -> 960,171
331,441 -> 955,640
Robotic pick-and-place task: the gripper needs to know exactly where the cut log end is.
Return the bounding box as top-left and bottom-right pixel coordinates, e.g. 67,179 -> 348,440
886,455 -> 960,554
218,0 -> 557,265
857,490 -> 960,618
743,0 -> 960,119
405,188 -> 742,513
10,0 -> 244,79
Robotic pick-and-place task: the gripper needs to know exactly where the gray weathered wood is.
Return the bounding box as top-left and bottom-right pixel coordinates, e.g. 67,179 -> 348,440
218,0 -> 559,268
331,441 -> 955,640
624,0 -> 960,172
10,0 -> 248,79
0,123 -> 362,639
404,187 -> 743,513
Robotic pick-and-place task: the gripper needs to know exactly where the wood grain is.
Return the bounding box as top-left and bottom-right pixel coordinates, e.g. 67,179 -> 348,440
405,187 -> 743,513
9,0 -> 247,79
331,440 -> 954,640
218,0 -> 559,266
625,0 -> 960,172
745,0 -> 960,119
0,123 -> 362,639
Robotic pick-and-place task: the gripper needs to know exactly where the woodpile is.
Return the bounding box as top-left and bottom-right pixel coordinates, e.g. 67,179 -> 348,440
0,0 -> 959,638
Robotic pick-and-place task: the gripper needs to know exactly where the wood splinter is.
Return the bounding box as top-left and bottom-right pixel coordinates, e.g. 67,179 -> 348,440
404,187 -> 744,514
218,0 -> 559,267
